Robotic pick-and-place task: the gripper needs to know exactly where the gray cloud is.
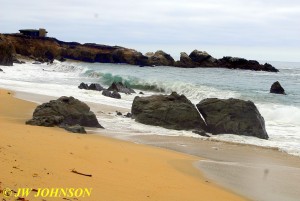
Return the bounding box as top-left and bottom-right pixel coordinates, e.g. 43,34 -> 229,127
1,0 -> 300,61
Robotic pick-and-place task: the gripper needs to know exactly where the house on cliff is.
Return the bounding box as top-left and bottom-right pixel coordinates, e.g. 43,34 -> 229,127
19,28 -> 47,37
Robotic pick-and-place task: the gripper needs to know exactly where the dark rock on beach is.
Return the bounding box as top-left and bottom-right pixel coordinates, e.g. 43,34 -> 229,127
270,81 -> 286,95
108,82 -> 135,94
196,98 -> 269,139
131,92 -> 206,130
63,125 -> 87,134
26,96 -> 103,129
0,68 -> 3,72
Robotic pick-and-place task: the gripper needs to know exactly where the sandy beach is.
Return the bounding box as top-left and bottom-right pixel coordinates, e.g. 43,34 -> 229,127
0,88 -> 248,200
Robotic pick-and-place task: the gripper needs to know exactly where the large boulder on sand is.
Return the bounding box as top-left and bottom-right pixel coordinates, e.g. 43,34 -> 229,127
131,92 -> 206,130
0,34 -> 14,66
26,96 -> 103,129
196,98 -> 268,139
270,81 -> 285,95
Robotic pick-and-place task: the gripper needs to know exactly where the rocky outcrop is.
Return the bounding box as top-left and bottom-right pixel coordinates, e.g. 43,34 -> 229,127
26,96 -> 103,130
2,34 -> 279,72
111,48 -> 148,66
174,52 -> 196,68
147,50 -> 175,66
0,34 -> 14,66
270,81 -> 285,95
108,82 -> 135,94
218,57 -> 278,72
175,49 -> 278,72
196,98 -> 268,139
131,92 -> 206,130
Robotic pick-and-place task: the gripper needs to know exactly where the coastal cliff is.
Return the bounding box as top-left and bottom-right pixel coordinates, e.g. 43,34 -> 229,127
1,34 -> 278,72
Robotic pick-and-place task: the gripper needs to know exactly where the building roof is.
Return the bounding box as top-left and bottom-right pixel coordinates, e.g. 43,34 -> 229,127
19,29 -> 48,33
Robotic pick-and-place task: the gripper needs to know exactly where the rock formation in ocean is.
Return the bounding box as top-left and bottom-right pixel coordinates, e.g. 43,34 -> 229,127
108,82 -> 136,94
196,98 -> 269,139
26,96 -> 103,132
147,50 -> 175,66
0,34 -> 14,66
270,81 -> 286,95
131,92 -> 206,130
1,33 -> 279,72
102,89 -> 121,99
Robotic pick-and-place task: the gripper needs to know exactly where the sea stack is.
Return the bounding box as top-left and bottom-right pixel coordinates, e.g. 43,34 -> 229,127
270,81 -> 286,95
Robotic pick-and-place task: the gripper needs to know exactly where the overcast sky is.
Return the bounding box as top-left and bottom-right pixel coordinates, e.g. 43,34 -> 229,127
1,0 -> 300,61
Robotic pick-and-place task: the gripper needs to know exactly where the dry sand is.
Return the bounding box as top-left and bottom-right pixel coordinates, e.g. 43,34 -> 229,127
0,89 -> 247,201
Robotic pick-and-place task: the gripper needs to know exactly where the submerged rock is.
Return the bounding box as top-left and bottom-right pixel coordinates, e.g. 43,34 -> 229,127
26,96 -> 103,129
270,81 -> 285,95
132,92 -> 206,130
196,98 -> 268,139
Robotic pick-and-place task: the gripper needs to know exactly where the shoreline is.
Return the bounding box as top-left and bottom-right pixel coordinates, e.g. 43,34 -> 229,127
0,88 -> 248,200
3,88 -> 300,200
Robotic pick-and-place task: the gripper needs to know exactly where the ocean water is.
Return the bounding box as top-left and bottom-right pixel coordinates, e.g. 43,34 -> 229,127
1,60 -> 300,156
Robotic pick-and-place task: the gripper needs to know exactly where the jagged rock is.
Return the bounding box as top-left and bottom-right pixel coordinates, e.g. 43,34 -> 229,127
63,125 -> 87,134
78,82 -> 89,89
102,89 -> 121,99
175,52 -> 196,68
116,111 -> 122,116
196,98 -> 268,139
0,34 -> 14,66
88,83 -> 104,91
189,50 -> 212,63
111,91 -> 121,99
270,81 -> 285,95
132,92 -> 206,130
218,57 -> 279,72
26,96 -> 103,128
148,50 -> 175,66
2,34 -> 279,72
108,82 -> 135,94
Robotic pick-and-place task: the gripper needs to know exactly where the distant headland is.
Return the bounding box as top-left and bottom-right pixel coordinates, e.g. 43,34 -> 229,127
0,29 -> 279,72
